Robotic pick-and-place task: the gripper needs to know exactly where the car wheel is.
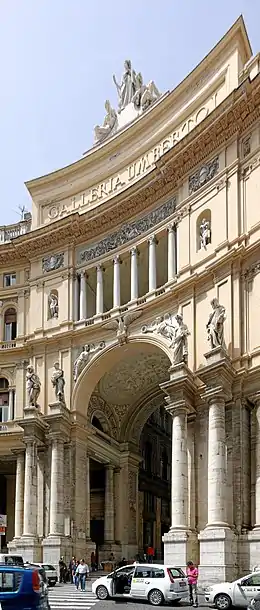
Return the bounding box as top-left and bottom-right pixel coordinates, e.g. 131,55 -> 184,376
148,588 -> 164,606
96,585 -> 109,600
214,593 -> 232,610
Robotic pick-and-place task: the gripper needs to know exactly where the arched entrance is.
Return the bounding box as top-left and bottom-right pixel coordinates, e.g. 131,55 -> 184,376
72,338 -> 173,561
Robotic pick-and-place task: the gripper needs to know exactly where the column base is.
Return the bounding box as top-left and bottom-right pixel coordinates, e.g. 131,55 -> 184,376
198,527 -> 237,586
42,535 -> 72,572
248,529 -> 260,571
8,536 -> 42,563
162,529 -> 198,569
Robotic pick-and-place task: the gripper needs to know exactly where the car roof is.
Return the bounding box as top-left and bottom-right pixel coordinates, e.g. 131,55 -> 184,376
0,565 -> 26,571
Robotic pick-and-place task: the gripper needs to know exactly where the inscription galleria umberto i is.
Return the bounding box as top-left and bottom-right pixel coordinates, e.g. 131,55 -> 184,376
1,16 -> 260,585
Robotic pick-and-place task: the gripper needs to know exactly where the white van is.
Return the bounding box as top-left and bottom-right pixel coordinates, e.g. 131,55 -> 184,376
0,553 -> 24,567
92,563 -> 188,606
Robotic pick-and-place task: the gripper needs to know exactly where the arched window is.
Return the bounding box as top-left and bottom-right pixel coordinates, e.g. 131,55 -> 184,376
92,416 -> 104,432
4,308 -> 17,341
0,378 -> 10,423
196,209 -> 211,252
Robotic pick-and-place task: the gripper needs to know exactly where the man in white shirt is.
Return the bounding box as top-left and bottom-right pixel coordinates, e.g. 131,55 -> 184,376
76,559 -> 89,591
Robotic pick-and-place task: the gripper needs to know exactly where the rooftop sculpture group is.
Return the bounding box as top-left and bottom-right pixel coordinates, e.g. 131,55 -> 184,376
94,60 -> 161,145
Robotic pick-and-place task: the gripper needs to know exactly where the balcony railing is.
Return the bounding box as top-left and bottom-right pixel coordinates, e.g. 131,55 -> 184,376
1,341 -> 17,350
0,214 -> 32,243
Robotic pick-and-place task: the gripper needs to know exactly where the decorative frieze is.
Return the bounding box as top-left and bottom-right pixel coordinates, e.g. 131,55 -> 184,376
242,261 -> 260,281
79,197 -> 176,263
42,253 -> 64,273
188,157 -> 219,195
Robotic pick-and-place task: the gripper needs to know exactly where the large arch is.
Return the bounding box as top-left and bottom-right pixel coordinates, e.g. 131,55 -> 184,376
72,334 -> 173,418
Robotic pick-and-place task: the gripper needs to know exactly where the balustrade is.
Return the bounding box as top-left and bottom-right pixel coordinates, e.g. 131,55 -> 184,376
74,225 -> 177,322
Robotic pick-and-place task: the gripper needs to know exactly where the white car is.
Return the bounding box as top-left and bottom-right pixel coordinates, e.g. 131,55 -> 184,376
205,570 -> 260,609
34,563 -> 58,587
92,563 -> 188,606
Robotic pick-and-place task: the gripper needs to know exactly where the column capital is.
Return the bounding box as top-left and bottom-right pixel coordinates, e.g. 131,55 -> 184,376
148,234 -> 158,245
197,346 -> 235,404
113,255 -> 121,264
80,269 -> 87,278
96,263 -> 104,272
160,363 -> 196,415
130,246 -> 139,256
167,223 -> 176,232
249,392 -> 260,409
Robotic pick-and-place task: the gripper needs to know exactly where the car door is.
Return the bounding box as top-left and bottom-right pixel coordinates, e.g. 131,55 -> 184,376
130,566 -> 152,598
234,574 -> 260,606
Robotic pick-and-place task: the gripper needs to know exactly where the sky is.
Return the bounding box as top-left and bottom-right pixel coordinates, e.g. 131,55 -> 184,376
0,0 -> 259,225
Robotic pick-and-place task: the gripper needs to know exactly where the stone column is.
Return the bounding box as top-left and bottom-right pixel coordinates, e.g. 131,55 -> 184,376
207,397 -> 228,527
148,235 -> 157,292
49,437 -> 64,536
23,440 -> 38,537
79,271 -> 87,320
96,264 -> 104,315
86,455 -> 90,540
248,394 -> 260,570
73,274 -> 79,321
104,465 -> 115,543
37,450 -> 45,538
130,247 -> 139,300
167,224 -> 176,281
170,406 -> 189,529
113,255 -> 121,308
14,452 -> 25,538
114,468 -> 121,543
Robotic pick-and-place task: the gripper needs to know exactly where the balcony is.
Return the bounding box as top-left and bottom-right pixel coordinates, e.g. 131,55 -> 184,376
0,341 -> 17,350
0,214 -> 32,244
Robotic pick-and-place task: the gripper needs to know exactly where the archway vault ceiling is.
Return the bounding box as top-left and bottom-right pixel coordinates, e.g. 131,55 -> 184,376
98,349 -> 170,406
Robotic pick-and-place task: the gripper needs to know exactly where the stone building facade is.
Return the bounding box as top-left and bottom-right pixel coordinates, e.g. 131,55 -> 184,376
0,16 -> 260,584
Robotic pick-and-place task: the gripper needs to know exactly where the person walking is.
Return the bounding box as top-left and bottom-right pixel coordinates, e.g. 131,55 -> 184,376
186,561 -> 198,607
75,559 -> 89,592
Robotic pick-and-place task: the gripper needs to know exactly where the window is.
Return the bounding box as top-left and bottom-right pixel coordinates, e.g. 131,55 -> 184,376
0,378 -> 11,423
4,308 -> 17,341
134,567 -> 153,579
92,416 -> 104,432
144,441 -> 152,473
242,575 -> 260,586
144,492 -> 155,514
3,273 -> 16,287
0,570 -> 22,592
161,449 -> 168,480
151,568 -> 165,579
168,568 -> 185,579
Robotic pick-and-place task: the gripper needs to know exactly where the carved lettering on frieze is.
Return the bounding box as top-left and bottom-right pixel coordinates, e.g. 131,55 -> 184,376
189,156 -> 219,195
79,198 -> 176,263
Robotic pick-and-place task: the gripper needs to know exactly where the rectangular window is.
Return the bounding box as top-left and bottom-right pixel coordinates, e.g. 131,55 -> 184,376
4,273 -> 16,287
0,570 -> 22,592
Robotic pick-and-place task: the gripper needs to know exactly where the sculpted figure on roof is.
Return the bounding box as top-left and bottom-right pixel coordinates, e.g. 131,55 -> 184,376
132,72 -> 161,111
113,59 -> 137,111
94,100 -> 118,145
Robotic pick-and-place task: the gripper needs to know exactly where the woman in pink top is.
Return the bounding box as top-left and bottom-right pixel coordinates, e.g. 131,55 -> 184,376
186,561 -> 198,607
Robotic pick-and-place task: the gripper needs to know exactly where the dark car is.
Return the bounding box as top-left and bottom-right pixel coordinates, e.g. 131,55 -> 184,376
0,564 -> 49,609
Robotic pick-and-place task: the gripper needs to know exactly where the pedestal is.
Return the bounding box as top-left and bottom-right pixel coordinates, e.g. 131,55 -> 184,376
9,536 -> 41,563
163,529 -> 198,569
248,530 -> 260,571
198,527 -> 237,585
42,536 -> 72,572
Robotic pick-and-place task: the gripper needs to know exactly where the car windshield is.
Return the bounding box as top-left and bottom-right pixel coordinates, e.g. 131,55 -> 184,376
42,565 -> 55,571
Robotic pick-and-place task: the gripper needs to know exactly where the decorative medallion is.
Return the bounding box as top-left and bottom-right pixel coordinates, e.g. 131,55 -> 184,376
189,157 -> 219,195
80,197 -> 176,263
42,253 -> 64,273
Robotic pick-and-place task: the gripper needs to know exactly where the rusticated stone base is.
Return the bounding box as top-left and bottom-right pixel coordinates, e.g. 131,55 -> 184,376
248,529 -> 260,571
198,527 -> 237,585
163,529 -> 198,569
9,535 -> 42,563
42,535 -> 72,572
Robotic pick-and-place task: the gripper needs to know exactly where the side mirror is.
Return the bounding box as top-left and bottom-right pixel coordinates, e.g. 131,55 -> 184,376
240,580 -> 247,587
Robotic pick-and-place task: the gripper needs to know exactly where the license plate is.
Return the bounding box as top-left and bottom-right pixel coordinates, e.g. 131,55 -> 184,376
179,582 -> 186,587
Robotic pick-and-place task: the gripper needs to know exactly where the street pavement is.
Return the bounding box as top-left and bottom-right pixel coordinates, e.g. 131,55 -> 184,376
48,584 -> 210,610
48,582 -> 98,609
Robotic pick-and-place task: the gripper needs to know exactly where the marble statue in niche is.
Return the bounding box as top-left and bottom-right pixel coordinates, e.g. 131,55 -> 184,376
26,365 -> 41,407
206,298 -> 226,349
142,312 -> 190,364
113,59 -> 137,111
48,292 -> 59,318
200,217 -> 211,249
42,253 -> 64,273
73,342 -> 105,382
51,361 -> 65,403
94,100 -> 118,145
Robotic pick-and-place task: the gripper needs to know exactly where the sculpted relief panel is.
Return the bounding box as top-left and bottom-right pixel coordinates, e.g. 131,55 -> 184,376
78,197 -> 176,263
98,351 -> 170,406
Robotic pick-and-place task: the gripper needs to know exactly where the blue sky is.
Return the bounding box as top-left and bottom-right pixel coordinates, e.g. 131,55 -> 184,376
0,0 -> 259,225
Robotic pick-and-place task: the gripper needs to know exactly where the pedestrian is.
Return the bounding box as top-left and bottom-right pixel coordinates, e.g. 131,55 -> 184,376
73,560 -> 79,588
76,558 -> 89,592
59,557 -> 66,584
186,560 -> 198,607
69,557 -> 76,583
147,546 -> 154,563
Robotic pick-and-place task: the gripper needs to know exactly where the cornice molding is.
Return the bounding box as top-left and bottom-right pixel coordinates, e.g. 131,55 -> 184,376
0,74 -> 260,266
